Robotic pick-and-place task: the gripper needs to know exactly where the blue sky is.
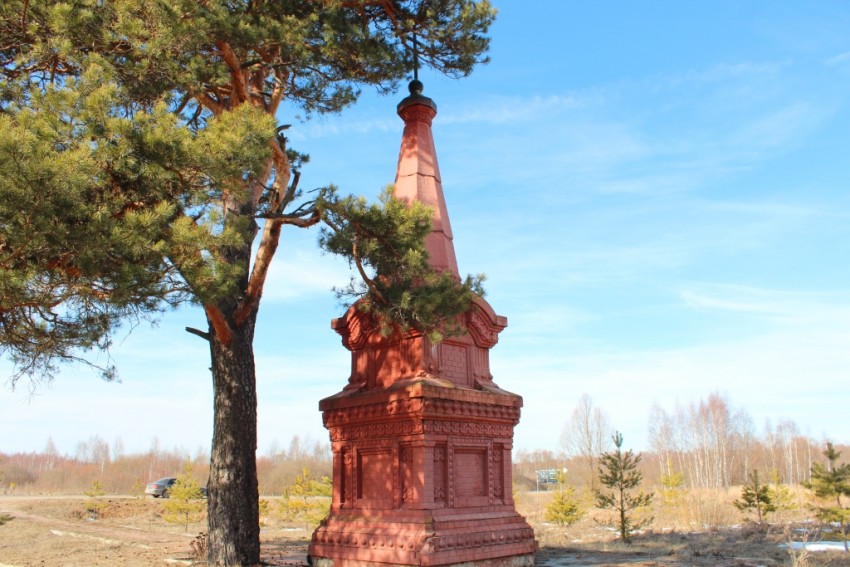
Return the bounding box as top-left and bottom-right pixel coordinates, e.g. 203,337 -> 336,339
4,1 -> 850,457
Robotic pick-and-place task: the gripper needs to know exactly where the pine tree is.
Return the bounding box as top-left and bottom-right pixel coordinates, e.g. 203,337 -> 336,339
545,485 -> 585,526
734,470 -> 775,524
279,467 -> 332,529
595,431 -> 653,542
83,479 -> 106,519
658,466 -> 685,508
767,468 -> 796,519
804,443 -> 850,552
0,2 -> 495,563
162,463 -> 206,532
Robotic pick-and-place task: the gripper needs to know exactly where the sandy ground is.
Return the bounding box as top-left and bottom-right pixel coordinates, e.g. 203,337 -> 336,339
2,496 -> 850,566
0,496 -> 308,567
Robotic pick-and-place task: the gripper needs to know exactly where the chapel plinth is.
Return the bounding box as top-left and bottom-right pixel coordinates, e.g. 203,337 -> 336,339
308,81 -> 536,567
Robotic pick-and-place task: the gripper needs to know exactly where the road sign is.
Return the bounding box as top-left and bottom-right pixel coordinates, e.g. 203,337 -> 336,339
536,469 -> 558,484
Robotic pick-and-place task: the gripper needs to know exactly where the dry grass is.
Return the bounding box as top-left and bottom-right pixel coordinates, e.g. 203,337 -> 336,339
519,487 -> 850,566
0,491 -> 849,566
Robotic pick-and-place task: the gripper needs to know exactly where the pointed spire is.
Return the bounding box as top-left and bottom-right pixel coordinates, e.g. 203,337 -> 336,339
394,80 -> 459,277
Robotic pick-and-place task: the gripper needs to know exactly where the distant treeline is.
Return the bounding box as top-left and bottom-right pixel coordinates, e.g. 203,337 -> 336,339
0,435 -> 331,495
3,394 -> 847,495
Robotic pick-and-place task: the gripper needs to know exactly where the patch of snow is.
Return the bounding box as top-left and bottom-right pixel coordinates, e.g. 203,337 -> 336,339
49,529 -> 152,549
782,541 -> 849,552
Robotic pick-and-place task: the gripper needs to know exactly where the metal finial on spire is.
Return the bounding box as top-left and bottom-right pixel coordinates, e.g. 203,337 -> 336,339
399,31 -> 433,111
413,33 -> 419,81
409,33 -> 423,95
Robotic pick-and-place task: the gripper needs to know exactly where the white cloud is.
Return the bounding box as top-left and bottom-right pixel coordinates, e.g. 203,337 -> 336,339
439,94 -> 587,126
729,102 -> 829,155
681,284 -> 850,325
825,51 -> 850,67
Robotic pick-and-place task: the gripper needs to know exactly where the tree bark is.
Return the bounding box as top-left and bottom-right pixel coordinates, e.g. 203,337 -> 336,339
206,309 -> 260,566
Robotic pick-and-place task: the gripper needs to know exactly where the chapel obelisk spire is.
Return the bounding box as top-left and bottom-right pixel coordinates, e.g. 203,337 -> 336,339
393,80 -> 459,276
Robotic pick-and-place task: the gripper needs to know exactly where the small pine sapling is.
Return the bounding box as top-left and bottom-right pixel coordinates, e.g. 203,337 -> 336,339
277,468 -> 332,530
595,431 -> 653,542
162,463 -> 205,532
545,485 -> 586,526
657,464 -> 688,527
767,468 -> 797,520
804,443 -> 850,552
734,470 -> 776,526
84,479 -> 106,519
659,468 -> 685,508
84,479 -> 106,498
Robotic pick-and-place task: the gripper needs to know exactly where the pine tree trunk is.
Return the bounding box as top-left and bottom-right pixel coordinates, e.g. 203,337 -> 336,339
206,312 -> 260,566
619,486 -> 627,542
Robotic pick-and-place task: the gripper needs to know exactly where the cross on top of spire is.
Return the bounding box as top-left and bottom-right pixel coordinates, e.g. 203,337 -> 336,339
413,33 -> 420,82
399,32 -> 434,113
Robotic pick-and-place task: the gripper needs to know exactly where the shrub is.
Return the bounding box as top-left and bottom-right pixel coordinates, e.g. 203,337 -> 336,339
84,479 -> 106,519
161,463 -> 205,531
545,485 -> 586,526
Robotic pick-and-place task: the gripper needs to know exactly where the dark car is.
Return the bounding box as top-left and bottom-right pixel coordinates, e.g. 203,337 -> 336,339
144,477 -> 208,499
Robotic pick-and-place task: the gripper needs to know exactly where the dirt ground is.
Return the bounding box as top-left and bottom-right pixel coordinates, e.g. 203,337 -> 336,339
1,495 -> 849,567
0,496 -> 308,567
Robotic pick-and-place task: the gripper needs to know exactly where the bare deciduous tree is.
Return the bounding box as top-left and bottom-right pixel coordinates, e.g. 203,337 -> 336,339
648,402 -> 677,480
560,394 -> 612,491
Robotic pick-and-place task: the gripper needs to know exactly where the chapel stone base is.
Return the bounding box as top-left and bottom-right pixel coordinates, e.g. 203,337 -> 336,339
308,376 -> 536,567
311,553 -> 535,567
310,510 -> 535,567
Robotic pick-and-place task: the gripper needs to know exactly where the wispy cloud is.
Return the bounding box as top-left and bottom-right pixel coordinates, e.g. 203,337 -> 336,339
435,57 -> 845,205
681,284 -> 850,325
438,94 -> 587,125
702,200 -> 823,217
825,51 -> 850,67
729,102 -> 830,155
288,94 -> 586,140
290,117 -> 397,140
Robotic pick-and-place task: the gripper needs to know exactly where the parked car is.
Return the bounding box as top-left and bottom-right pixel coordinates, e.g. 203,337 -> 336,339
145,477 -> 176,498
145,477 -> 208,499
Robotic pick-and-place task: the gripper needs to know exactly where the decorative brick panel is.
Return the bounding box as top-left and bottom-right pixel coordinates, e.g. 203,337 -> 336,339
434,444 -> 447,505
440,342 -> 469,385
357,449 -> 392,504
340,448 -> 351,505
454,449 -> 486,498
400,444 -> 414,504
493,444 -> 505,503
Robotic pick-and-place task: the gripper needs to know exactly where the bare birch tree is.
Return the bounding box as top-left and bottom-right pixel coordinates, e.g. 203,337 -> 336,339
560,393 -> 612,491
